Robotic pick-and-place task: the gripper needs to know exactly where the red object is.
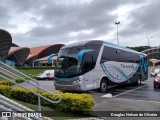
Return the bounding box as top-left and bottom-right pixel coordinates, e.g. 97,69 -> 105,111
30,44 -> 64,56
153,75 -> 160,88
47,76 -> 54,80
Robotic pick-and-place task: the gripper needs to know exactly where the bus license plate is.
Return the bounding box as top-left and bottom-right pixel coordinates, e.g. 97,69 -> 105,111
61,86 -> 66,89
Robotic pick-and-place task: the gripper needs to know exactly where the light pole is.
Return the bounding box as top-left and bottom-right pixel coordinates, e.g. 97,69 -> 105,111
146,37 -> 152,46
115,22 -> 120,45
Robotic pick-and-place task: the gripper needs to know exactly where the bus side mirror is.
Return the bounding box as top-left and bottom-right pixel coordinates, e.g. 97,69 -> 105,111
48,54 -> 58,64
77,49 -> 94,62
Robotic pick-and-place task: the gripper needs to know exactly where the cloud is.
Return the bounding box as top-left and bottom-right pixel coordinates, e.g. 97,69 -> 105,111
1,0 -> 159,47
120,0 -> 160,36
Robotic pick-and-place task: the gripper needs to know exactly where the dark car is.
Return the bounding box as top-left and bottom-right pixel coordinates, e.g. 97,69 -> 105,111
153,74 -> 160,88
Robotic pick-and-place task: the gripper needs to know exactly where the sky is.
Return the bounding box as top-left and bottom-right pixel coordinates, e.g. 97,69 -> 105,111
0,0 -> 160,48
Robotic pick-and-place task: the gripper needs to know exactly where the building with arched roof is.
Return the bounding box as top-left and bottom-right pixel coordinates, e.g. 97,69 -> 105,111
30,44 -> 64,58
26,44 -> 64,65
0,29 -> 64,66
0,29 -> 12,61
25,54 -> 38,65
12,43 -> 19,47
6,47 -> 30,66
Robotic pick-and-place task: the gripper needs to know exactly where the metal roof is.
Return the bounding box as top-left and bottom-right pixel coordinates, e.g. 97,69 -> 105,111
7,47 -> 30,65
0,29 -> 12,61
30,44 -> 64,59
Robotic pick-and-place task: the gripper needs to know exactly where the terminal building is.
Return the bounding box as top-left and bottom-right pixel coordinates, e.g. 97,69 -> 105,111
6,45 -> 30,66
0,29 -> 12,62
27,44 -> 64,66
0,29 -> 64,67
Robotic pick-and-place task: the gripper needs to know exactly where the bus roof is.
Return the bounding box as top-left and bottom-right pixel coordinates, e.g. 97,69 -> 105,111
61,40 -> 103,49
61,40 -> 146,56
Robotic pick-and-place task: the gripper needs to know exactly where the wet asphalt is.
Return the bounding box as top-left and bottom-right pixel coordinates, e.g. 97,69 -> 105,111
90,77 -> 160,102
91,77 -> 160,112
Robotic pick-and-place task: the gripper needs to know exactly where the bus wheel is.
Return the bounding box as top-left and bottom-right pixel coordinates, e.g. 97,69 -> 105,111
134,75 -> 141,85
138,76 -> 141,85
99,79 -> 108,93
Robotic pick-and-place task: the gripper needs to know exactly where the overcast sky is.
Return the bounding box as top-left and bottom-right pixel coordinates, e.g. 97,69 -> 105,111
1,0 -> 160,47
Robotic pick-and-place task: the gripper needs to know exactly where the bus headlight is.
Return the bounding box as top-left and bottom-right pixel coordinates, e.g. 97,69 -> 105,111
73,79 -> 81,84
79,75 -> 85,81
72,76 -> 85,84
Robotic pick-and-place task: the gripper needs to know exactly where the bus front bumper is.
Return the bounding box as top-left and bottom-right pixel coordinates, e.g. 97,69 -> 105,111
54,82 -> 83,91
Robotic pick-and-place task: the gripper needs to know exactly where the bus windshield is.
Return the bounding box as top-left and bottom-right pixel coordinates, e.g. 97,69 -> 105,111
55,47 -> 83,78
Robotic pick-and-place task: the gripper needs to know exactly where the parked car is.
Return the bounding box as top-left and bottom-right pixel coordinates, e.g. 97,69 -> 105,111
36,70 -> 54,80
150,68 -> 160,77
153,74 -> 160,88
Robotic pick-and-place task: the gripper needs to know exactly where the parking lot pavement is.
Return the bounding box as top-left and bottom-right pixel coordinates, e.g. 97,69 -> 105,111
14,77 -> 160,105
12,80 -> 55,92
91,77 -> 160,113
90,77 -> 160,102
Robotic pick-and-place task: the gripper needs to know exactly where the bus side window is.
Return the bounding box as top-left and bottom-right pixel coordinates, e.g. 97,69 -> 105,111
82,53 -> 94,73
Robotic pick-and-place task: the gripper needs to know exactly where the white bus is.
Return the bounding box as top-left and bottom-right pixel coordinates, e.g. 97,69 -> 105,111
52,40 -> 148,92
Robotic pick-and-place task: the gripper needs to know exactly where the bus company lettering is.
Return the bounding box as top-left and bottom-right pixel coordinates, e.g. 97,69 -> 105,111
121,64 -> 134,69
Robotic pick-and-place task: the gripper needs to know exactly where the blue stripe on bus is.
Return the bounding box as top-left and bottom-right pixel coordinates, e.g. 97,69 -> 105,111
102,63 -> 132,84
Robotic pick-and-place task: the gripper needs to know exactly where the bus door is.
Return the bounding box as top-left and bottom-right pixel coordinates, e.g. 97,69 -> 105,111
82,53 -> 94,90
139,55 -> 148,81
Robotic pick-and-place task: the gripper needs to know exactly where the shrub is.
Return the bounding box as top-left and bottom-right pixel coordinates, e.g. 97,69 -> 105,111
0,85 -> 11,97
41,91 -> 95,112
14,78 -> 24,83
10,87 -> 45,104
10,87 -> 30,102
30,74 -> 37,79
9,88 -> 95,112
0,80 -> 14,86
53,92 -> 95,112
0,79 -> 6,81
41,92 -> 60,106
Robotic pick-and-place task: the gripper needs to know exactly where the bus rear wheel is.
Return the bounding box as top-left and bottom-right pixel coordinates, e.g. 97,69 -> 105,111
99,79 -> 108,93
138,75 -> 141,85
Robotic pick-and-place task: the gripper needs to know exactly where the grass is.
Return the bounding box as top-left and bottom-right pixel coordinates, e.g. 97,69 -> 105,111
17,69 -> 49,76
0,78 -> 5,80
0,69 -> 47,80
14,99 -> 85,120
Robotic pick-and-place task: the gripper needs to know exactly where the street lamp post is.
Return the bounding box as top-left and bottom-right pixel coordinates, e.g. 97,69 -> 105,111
146,37 -> 152,46
115,22 -> 120,45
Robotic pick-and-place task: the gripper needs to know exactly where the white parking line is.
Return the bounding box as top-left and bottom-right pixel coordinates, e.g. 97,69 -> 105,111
114,97 -> 160,104
112,85 -> 147,98
101,84 -> 146,98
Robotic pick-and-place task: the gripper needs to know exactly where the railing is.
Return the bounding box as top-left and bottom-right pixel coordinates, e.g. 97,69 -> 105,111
0,99 -> 39,120
0,61 -> 61,111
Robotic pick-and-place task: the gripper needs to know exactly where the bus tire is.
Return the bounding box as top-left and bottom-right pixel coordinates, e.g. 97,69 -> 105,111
99,79 -> 108,93
135,76 -> 141,85
138,75 -> 142,85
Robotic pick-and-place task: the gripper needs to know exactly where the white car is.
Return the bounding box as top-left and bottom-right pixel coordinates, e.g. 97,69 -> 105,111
36,70 -> 54,80
150,68 -> 160,77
